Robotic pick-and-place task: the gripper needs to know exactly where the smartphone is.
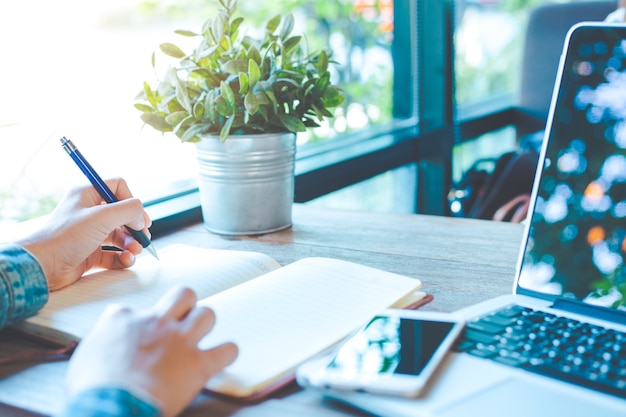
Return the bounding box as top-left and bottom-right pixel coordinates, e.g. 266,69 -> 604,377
296,309 -> 465,398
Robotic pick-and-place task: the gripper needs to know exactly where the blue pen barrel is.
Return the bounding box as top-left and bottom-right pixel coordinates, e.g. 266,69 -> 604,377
59,137 -> 157,255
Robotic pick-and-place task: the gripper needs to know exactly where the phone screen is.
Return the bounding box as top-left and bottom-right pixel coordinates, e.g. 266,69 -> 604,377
326,314 -> 456,378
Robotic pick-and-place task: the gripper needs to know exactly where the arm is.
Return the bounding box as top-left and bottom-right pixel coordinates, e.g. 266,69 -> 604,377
58,388 -> 161,417
0,243 -> 48,328
0,177 -> 149,327
60,286 -> 238,417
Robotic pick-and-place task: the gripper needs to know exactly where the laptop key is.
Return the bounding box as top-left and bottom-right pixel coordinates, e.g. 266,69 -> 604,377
467,320 -> 506,334
497,305 -> 530,318
526,362 -> 626,399
493,354 -> 527,367
455,340 -> 476,352
468,348 -> 497,359
481,313 -> 517,327
464,329 -> 499,345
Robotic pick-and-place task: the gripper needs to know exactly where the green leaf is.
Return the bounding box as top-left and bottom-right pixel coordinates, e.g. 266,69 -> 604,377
142,81 -> 156,107
220,81 -> 235,109
222,59 -> 248,74
265,89 -> 278,109
175,78 -> 192,112
165,111 -> 189,126
211,13 -> 226,44
277,114 -> 306,132
179,127 -> 194,142
266,15 -> 281,34
280,13 -> 294,39
193,101 -> 205,119
215,96 -> 233,116
248,45 -> 261,65
220,116 -> 235,142
275,78 -> 300,89
180,123 -> 202,143
173,116 -> 195,137
196,45 -> 218,60
318,50 -> 329,73
230,17 -> 244,36
151,52 -> 155,69
248,59 -> 260,88
140,113 -> 172,132
174,29 -> 198,37
244,91 -> 259,115
323,89 -> 345,107
311,103 -> 324,121
254,91 -> 270,105
283,36 -> 302,54
159,43 -> 186,59
302,116 -> 321,128
239,72 -> 249,94
315,73 -> 330,94
134,103 -> 153,112
192,68 -> 222,88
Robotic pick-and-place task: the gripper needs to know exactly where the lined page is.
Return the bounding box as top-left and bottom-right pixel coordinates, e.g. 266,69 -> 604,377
196,257 -> 422,397
18,245 -> 280,342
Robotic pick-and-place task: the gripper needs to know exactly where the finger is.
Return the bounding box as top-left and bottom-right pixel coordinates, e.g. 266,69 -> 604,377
199,342 -> 239,378
95,303 -> 134,326
78,179 -> 151,231
182,306 -> 217,342
105,179 -> 153,228
104,177 -> 134,200
108,228 -> 145,254
152,286 -> 197,320
95,250 -> 137,270
94,198 -> 147,232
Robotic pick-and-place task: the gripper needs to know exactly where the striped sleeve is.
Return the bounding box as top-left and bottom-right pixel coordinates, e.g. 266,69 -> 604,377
0,243 -> 48,328
58,388 -> 161,417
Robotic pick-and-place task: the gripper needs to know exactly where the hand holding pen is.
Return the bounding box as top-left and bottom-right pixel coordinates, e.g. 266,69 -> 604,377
60,137 -> 159,260
17,177 -> 155,290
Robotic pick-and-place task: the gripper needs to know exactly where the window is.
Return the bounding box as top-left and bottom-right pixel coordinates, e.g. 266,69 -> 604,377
0,0 -> 414,227
453,0 -> 614,181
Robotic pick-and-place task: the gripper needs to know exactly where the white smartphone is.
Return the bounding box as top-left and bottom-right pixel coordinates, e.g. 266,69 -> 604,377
296,309 -> 465,398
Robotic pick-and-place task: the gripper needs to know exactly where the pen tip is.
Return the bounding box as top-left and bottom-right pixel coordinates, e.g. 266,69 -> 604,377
146,244 -> 160,261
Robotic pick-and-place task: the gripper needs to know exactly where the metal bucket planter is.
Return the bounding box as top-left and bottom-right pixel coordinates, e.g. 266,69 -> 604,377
195,132 -> 296,235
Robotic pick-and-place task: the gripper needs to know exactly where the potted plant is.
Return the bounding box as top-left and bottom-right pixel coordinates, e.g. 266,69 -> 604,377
134,0 -> 345,235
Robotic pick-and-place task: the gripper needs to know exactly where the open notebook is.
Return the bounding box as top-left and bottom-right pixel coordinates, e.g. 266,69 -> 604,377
12,244 -> 429,401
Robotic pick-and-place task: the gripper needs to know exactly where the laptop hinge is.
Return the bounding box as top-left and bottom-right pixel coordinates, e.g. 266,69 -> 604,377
551,297 -> 626,324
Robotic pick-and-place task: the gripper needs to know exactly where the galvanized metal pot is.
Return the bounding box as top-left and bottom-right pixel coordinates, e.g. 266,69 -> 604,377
195,132 -> 296,235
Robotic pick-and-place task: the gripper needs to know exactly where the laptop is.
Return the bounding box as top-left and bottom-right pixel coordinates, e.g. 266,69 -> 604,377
314,23 -> 626,417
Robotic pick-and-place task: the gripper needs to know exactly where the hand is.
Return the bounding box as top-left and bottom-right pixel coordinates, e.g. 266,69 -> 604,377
17,177 -> 151,290
65,286 -> 238,417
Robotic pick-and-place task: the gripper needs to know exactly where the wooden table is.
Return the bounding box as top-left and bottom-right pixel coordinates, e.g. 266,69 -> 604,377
0,204 -> 524,416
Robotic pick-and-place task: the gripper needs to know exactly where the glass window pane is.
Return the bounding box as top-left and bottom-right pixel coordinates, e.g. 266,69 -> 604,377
306,164 -> 418,213
455,0 -> 522,106
454,0 -> 613,107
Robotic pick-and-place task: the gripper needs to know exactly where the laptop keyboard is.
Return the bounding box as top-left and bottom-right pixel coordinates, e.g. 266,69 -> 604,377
455,305 -> 626,399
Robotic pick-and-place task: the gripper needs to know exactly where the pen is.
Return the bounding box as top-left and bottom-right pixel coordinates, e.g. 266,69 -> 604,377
60,137 -> 160,260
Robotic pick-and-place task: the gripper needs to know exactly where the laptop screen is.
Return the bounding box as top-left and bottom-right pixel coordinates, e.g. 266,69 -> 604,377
517,24 -> 626,312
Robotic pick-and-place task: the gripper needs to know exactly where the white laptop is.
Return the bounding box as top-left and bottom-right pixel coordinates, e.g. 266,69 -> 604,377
315,23 -> 626,417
